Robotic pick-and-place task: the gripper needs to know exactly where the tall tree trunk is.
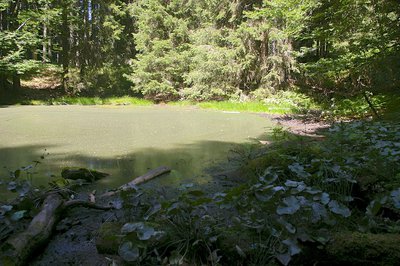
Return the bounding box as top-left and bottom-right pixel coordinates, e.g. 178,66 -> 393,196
48,29 -> 52,61
42,20 -> 48,62
0,73 -> 8,91
12,73 -> 21,92
61,1 -> 70,92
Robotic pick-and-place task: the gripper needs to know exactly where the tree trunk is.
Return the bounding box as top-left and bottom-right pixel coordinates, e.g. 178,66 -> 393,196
12,73 -> 21,91
42,20 -> 48,62
60,1 -> 70,92
0,73 -> 8,91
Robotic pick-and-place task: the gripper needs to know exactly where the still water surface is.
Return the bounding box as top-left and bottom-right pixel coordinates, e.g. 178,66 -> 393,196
0,105 -> 273,194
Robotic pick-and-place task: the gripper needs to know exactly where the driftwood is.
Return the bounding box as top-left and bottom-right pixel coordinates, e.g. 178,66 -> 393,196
0,193 -> 114,266
0,194 -> 64,266
100,166 -> 171,198
0,166 -> 171,266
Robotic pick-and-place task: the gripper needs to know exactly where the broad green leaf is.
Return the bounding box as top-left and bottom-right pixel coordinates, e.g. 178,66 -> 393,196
118,241 -> 140,262
288,163 -> 310,178
255,191 -> 273,202
320,193 -> 330,205
328,200 -> 351,217
11,210 -> 26,221
282,238 -> 301,256
7,182 -> 17,192
277,196 -> 300,215
311,202 -> 327,223
305,187 -> 322,195
390,188 -> 400,209
285,180 -> 304,187
278,218 -> 296,234
121,222 -> 144,234
137,225 -> 156,240
366,200 -> 381,216
273,186 -> 286,192
0,205 -> 13,213
144,202 -> 161,220
276,252 -> 291,266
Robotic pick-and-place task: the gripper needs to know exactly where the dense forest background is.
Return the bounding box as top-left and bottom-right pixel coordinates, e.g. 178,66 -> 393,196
1,0 -> 399,101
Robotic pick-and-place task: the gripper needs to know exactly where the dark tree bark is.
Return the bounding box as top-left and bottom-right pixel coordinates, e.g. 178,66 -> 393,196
12,73 -> 21,91
60,0 -> 70,92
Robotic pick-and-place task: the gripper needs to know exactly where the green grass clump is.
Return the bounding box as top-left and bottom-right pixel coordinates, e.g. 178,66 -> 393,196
102,96 -> 153,106
48,96 -> 103,105
168,91 -> 319,114
22,96 -> 153,106
198,101 -> 275,113
195,90 -> 320,114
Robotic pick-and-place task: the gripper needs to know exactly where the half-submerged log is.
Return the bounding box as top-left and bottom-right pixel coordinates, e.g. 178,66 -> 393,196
119,166 -> 171,191
61,168 -> 109,182
101,166 -> 171,198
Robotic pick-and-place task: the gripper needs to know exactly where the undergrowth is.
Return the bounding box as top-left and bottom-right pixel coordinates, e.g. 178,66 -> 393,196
110,120 -> 400,265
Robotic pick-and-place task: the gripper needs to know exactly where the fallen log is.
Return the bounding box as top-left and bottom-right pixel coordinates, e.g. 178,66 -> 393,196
0,166 -> 170,266
0,193 -> 114,266
119,166 -> 171,190
0,194 -> 64,266
100,166 -> 171,198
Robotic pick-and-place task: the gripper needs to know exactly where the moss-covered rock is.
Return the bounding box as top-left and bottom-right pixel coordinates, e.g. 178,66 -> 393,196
323,232 -> 400,265
95,222 -> 123,255
61,167 -> 109,182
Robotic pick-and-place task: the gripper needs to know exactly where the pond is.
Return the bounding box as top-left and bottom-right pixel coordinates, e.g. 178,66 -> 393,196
0,105 -> 273,197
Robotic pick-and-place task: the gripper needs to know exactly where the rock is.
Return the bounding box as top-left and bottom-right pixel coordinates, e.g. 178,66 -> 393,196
95,222 -> 123,255
61,168 -> 109,183
323,232 -> 400,265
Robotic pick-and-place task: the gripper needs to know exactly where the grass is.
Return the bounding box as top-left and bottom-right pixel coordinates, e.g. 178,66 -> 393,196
168,100 -> 288,113
197,101 -> 294,114
20,95 -> 312,114
169,91 -> 321,114
13,90 -> 399,119
22,96 -> 153,106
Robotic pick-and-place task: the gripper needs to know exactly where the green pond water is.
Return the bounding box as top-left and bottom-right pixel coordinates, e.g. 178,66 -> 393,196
0,105 -> 273,198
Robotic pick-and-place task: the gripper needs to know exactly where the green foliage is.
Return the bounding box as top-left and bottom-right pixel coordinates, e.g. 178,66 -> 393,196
0,151 -> 49,241
1,0 -> 398,102
65,65 -> 132,96
114,120 -> 400,264
299,0 -> 400,92
22,96 -> 153,106
126,0 -> 320,101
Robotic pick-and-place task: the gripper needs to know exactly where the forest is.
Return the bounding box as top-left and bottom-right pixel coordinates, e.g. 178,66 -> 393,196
1,0 -> 400,265
0,0 -> 398,101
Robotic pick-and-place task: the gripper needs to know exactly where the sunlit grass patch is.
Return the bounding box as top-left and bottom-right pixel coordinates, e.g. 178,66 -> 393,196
103,96 -> 153,106
49,96 -> 103,105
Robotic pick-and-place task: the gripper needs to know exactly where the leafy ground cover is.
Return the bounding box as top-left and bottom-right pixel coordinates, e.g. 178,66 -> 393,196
1,112 -> 399,265
101,120 -> 400,265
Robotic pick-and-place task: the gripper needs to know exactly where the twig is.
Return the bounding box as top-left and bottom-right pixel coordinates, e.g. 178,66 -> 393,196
63,200 -> 115,211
